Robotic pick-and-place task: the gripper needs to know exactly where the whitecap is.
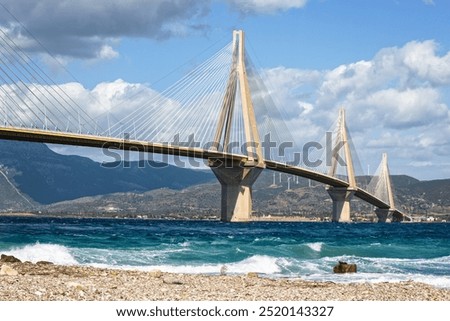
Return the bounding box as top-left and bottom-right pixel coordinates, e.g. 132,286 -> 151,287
179,241 -> 190,247
306,242 -> 323,252
87,254 -> 283,276
227,255 -> 282,274
4,243 -> 78,265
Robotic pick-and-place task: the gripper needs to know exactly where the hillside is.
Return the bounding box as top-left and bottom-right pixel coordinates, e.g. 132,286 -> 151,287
0,140 -> 213,207
0,164 -> 37,211
0,139 -> 449,221
43,170 -> 450,221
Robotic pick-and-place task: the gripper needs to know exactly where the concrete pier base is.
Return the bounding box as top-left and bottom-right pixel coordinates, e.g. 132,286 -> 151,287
375,208 -> 404,223
327,187 -> 355,222
375,208 -> 392,223
209,159 -> 263,222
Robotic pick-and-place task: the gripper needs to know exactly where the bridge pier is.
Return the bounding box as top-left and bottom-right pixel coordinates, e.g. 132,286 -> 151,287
375,208 -> 404,223
375,208 -> 393,223
209,159 -> 262,222
327,187 -> 355,222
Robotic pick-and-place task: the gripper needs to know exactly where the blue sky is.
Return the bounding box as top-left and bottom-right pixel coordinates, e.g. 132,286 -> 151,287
49,0 -> 450,87
1,0 -> 450,180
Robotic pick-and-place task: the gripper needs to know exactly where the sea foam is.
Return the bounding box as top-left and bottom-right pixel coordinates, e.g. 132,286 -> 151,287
89,254 -> 284,276
4,243 -> 78,265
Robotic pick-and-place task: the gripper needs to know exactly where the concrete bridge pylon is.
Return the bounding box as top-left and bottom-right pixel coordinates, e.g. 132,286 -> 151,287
209,30 -> 264,222
326,108 -> 356,222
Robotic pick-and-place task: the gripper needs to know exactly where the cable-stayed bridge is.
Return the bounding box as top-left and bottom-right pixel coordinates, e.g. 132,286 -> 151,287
0,29 -> 410,223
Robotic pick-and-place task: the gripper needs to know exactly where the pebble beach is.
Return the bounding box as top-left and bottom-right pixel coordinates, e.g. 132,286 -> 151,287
1,260 -> 449,301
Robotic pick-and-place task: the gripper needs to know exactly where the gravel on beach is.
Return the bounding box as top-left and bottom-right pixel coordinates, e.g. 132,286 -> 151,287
1,261 -> 449,301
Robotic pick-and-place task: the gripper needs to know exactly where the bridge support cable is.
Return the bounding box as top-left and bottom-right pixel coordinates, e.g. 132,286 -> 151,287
344,129 -> 366,187
104,42 -> 235,149
0,28 -> 100,134
211,36 -> 238,152
368,152 -> 394,222
368,153 -> 410,222
243,57 -> 367,179
243,55 -> 302,165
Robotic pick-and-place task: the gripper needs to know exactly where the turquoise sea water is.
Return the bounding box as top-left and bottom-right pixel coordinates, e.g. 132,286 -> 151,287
0,217 -> 449,288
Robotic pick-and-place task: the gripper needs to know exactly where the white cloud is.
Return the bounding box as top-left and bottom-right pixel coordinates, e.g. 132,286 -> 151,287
311,41 -> 450,130
252,40 -> 450,178
226,0 -> 308,14
317,41 -> 450,107
361,87 -> 447,128
400,40 -> 450,85
318,60 -> 376,103
257,67 -> 322,118
423,0 -> 435,5
87,79 -> 154,114
97,45 -> 119,60
408,161 -> 433,167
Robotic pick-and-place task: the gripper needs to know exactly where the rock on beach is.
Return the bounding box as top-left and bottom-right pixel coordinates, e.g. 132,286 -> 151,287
0,254 -> 22,263
0,264 -> 18,276
333,261 -> 357,273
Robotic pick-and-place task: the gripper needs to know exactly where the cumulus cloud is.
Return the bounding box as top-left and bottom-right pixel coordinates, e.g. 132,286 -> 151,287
82,79 -> 159,116
258,40 -> 450,177
97,45 -> 119,60
400,40 -> 450,86
361,87 -> 447,128
311,40 -> 450,129
0,0 -> 210,59
260,67 -> 322,117
316,41 -> 450,108
226,0 -> 308,14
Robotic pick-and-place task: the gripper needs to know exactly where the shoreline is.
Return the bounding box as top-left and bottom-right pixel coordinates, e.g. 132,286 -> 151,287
1,261 -> 449,301
1,213 -> 449,223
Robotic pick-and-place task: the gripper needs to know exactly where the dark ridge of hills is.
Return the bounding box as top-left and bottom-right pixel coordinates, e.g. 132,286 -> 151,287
0,140 -> 213,206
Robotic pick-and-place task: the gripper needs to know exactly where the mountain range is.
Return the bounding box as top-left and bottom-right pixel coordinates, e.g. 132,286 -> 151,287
0,139 -> 449,221
0,140 -> 212,209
